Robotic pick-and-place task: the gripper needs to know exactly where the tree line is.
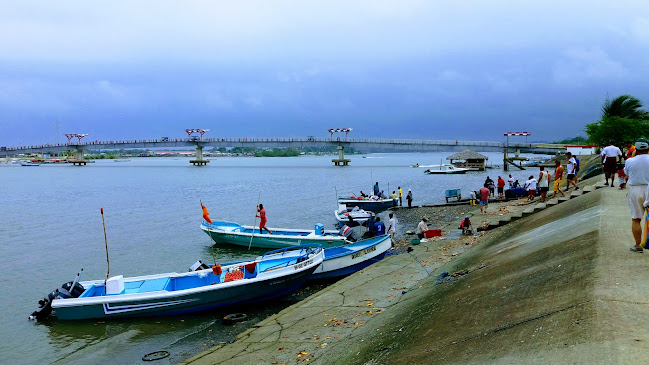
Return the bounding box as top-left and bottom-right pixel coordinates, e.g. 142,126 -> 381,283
584,95 -> 649,146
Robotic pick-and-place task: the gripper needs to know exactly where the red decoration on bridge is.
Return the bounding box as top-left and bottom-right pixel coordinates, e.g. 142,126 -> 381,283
64,133 -> 90,144
185,129 -> 210,141
328,128 -> 353,140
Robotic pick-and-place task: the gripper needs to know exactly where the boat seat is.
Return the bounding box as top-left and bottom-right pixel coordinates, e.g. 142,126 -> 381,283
138,278 -> 171,293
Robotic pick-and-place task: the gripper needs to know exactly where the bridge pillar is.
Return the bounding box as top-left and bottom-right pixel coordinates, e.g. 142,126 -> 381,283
70,149 -> 88,166
190,145 -> 209,166
332,145 -> 350,166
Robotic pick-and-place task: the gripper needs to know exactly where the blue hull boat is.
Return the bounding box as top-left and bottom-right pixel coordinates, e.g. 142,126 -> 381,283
337,197 -> 397,212
38,247 -> 324,320
310,235 -> 393,280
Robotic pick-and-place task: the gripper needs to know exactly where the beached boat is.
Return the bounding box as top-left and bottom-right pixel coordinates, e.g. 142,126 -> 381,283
337,196 -> 397,212
424,164 -> 469,174
33,247 -> 324,320
310,235 -> 392,280
201,221 -> 348,249
334,204 -> 374,226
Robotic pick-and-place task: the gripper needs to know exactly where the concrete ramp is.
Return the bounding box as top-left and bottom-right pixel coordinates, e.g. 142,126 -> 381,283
359,187 -> 649,364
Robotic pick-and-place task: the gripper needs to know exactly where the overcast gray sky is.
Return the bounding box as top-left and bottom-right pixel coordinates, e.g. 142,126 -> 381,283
1,1 -> 648,145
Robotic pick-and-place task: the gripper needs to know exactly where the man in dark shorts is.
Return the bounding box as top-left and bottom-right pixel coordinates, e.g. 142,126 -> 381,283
600,141 -> 622,187
256,204 -> 272,234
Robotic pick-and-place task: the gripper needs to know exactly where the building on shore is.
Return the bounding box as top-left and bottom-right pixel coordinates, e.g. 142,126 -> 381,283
446,149 -> 488,171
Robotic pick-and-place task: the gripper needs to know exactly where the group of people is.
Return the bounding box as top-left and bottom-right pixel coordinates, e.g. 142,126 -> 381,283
363,182 -> 414,208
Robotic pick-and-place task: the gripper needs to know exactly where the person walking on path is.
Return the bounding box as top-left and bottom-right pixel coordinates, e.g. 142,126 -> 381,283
398,187 -> 403,206
625,141 -> 636,160
538,166 -> 551,202
553,160 -> 565,197
373,182 -> 380,196
497,176 -> 505,198
524,175 -> 538,202
601,141 -> 622,187
416,217 -> 428,239
479,186 -> 490,214
406,189 -> 413,208
625,139 -> 649,252
256,204 -> 272,234
387,213 -> 397,247
565,152 -> 579,191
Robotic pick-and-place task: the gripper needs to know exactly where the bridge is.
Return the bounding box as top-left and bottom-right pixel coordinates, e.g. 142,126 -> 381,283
0,136 -> 563,166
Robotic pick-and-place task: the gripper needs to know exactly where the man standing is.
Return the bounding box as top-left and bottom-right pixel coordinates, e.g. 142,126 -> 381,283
553,160 -> 565,197
256,204 -> 272,234
508,174 -> 514,189
524,175 -> 538,202
565,152 -> 579,191
374,217 -> 386,236
416,217 -> 428,239
387,213 -> 397,245
625,139 -> 649,252
479,186 -> 490,214
398,186 -> 403,206
601,141 -> 622,187
538,166 -> 550,202
373,182 -> 380,196
406,189 -> 413,208
497,176 -> 505,198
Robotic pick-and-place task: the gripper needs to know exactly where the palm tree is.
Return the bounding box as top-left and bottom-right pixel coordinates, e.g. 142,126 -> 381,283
601,94 -> 649,120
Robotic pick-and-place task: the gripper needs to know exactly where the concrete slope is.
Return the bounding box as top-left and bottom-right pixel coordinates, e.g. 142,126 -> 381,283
358,187 -> 649,364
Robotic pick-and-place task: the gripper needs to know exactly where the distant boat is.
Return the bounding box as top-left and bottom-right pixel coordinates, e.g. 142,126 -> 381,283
424,164 -> 469,174
337,196 -> 397,212
410,164 -> 436,168
33,246 -> 324,320
113,159 -> 130,162
21,163 -> 40,167
201,221 -> 348,249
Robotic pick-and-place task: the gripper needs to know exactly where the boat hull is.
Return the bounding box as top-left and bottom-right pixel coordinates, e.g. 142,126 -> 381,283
310,235 -> 392,280
337,198 -> 397,212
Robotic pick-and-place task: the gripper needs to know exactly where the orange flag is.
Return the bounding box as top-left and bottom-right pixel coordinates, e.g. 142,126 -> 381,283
201,202 -> 213,224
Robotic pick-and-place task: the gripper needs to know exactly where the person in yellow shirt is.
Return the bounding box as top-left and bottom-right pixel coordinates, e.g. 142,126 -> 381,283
398,187 -> 403,206
553,160 -> 565,197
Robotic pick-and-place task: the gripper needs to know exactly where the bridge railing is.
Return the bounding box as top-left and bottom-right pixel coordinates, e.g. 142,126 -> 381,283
2,137 -> 550,152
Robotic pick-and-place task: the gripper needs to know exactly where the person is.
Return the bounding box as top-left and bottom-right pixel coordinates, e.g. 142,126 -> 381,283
387,213 -> 397,246
601,140 -> 622,187
373,181 -> 380,196
406,189 -> 413,208
374,216 -> 386,236
256,204 -> 272,234
398,186 -> 403,206
513,180 -> 520,189
379,190 -> 386,199
538,166 -> 551,202
479,186 -> 490,213
416,217 -> 428,239
617,163 -> 627,189
625,138 -> 649,252
363,215 -> 376,238
359,190 -> 368,198
524,175 -> 537,201
484,176 -> 495,197
459,216 -> 473,234
553,160 -> 565,197
469,190 -> 477,205
565,152 -> 579,191
497,176 -> 505,198
625,141 -> 636,160
508,174 -> 514,189
391,190 -> 397,200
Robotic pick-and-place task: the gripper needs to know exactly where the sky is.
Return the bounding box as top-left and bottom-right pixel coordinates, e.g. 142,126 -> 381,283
1,1 -> 648,146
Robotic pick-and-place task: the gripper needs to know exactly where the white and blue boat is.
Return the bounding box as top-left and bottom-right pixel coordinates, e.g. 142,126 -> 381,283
337,196 -> 397,212
201,221 -> 348,249
34,247 -> 324,320
310,235 -> 392,280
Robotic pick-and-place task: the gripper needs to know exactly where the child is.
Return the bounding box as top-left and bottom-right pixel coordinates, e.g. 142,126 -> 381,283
617,164 -> 627,189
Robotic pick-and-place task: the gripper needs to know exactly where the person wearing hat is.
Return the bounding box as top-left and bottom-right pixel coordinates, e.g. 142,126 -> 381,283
624,138 -> 649,252
601,140 -> 623,187
416,217 -> 428,239
459,216 -> 473,235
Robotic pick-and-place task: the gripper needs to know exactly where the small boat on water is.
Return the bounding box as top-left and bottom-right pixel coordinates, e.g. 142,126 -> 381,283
337,196 -> 397,212
201,221 -> 348,249
113,159 -> 130,162
424,164 -> 469,174
32,246 -> 324,320
334,204 -> 374,226
21,163 -> 40,166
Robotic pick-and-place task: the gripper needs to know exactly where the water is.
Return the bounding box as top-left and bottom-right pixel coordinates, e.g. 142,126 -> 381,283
0,152 -> 543,364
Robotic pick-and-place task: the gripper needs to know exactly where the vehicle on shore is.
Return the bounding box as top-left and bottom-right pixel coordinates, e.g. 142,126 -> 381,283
201,220 -> 348,249
32,246 -> 324,320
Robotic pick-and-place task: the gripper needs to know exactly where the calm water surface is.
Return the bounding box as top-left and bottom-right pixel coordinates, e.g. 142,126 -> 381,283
0,152 -> 543,364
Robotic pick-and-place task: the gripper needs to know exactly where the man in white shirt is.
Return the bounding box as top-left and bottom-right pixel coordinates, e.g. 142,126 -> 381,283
524,175 -> 538,201
601,141 -> 622,187
507,174 -> 514,189
387,213 -> 397,247
416,217 -> 428,239
625,139 -> 649,252
565,152 -> 579,191
538,167 -> 550,202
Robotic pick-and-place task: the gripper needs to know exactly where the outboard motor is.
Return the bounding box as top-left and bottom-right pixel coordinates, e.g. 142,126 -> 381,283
29,269 -> 84,321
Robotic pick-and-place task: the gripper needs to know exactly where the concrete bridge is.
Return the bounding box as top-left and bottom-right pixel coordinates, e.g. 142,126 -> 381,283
0,137 -> 563,165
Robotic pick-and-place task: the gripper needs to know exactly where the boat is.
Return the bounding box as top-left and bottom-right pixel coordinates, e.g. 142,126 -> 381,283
337,196 -> 397,212
410,164 -> 436,168
201,221 -> 349,249
423,164 -> 469,174
310,235 -> 392,280
32,246 -> 324,320
113,159 -> 131,162
334,204 -> 374,226
21,163 -> 40,166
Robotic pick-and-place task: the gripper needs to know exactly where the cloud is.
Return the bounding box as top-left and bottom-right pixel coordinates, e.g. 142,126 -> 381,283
552,47 -> 629,86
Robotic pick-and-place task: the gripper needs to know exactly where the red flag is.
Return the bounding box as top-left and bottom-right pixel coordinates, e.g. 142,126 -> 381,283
201,203 -> 213,224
